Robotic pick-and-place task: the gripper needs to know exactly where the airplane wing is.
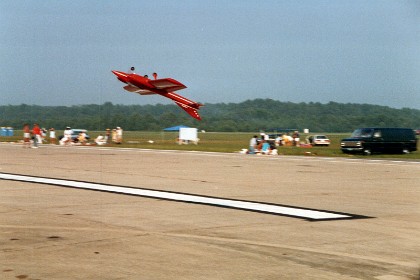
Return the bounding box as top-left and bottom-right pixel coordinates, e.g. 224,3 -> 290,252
175,102 -> 202,120
123,85 -> 155,95
149,78 -> 187,92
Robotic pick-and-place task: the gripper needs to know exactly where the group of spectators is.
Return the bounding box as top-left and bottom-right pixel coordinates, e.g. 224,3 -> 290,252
94,127 -> 123,145
248,134 -> 278,155
60,127 -> 79,145
22,123 -> 55,148
273,131 -> 301,147
247,131 -> 301,155
22,123 -> 123,148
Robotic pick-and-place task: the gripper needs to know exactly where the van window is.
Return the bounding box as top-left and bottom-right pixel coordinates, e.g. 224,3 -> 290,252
351,128 -> 374,138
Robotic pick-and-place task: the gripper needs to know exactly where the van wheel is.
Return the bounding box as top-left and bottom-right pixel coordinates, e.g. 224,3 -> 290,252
402,148 -> 410,154
363,149 -> 371,156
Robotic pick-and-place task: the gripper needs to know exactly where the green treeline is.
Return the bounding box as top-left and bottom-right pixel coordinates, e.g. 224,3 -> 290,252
1,99 -> 419,132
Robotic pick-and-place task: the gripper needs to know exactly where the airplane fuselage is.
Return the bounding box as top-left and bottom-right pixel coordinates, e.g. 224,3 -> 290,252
112,70 -> 202,119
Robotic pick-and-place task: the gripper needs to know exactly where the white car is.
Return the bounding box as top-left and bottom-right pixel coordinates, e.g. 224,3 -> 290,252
308,135 -> 330,146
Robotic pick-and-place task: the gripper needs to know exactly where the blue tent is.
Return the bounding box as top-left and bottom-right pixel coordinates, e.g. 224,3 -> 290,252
163,125 -> 190,131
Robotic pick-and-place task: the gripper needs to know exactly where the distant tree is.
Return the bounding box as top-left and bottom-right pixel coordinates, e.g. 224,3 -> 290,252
1,100 -> 420,132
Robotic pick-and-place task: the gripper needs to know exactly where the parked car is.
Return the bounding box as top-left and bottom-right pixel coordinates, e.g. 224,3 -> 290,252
307,135 -> 330,146
58,129 -> 90,142
341,127 -> 417,155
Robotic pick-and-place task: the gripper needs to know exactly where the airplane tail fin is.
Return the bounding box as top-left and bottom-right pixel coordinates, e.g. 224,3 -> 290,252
175,102 -> 202,120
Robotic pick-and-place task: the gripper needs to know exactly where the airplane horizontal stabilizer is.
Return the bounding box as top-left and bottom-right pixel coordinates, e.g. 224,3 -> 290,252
175,102 -> 202,120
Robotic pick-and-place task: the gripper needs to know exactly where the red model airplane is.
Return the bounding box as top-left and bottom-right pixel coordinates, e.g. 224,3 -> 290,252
112,68 -> 203,120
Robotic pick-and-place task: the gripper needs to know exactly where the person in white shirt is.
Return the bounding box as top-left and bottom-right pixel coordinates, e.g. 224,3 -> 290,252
248,135 -> 258,154
64,127 -> 73,139
49,128 -> 56,144
61,127 -> 73,145
116,127 -> 123,144
95,134 -> 106,145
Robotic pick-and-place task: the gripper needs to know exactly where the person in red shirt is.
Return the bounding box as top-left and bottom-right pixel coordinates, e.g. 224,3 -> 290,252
32,123 -> 41,148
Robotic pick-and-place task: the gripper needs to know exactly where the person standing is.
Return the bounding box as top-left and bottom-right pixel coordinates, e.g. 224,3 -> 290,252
292,131 -> 300,146
32,123 -> 41,148
23,123 -> 31,148
49,128 -> 56,144
116,127 -> 123,144
105,128 -> 111,145
112,129 -> 117,143
41,128 -> 47,143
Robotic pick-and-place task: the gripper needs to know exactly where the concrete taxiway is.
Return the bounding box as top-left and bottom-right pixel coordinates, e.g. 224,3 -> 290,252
0,143 -> 419,279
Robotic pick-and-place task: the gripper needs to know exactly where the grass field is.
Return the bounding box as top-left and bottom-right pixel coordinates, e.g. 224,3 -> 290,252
2,130 -> 419,160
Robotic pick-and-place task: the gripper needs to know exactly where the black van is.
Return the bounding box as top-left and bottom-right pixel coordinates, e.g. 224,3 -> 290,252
341,128 -> 417,155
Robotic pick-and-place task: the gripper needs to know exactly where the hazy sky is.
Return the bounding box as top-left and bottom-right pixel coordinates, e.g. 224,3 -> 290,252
1,0 -> 419,108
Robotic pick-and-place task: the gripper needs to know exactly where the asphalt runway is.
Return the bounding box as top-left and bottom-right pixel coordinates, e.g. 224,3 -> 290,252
0,143 -> 419,279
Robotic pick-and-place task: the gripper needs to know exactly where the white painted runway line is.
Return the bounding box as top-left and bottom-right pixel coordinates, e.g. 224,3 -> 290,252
0,172 -> 370,221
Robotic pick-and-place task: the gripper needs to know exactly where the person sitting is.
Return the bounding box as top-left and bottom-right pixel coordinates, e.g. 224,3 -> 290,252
77,132 -> 87,145
95,134 -> 106,145
255,141 -> 263,153
283,134 -> 293,146
248,135 -> 258,154
59,135 -> 72,146
275,136 -> 282,147
261,141 -> 271,155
